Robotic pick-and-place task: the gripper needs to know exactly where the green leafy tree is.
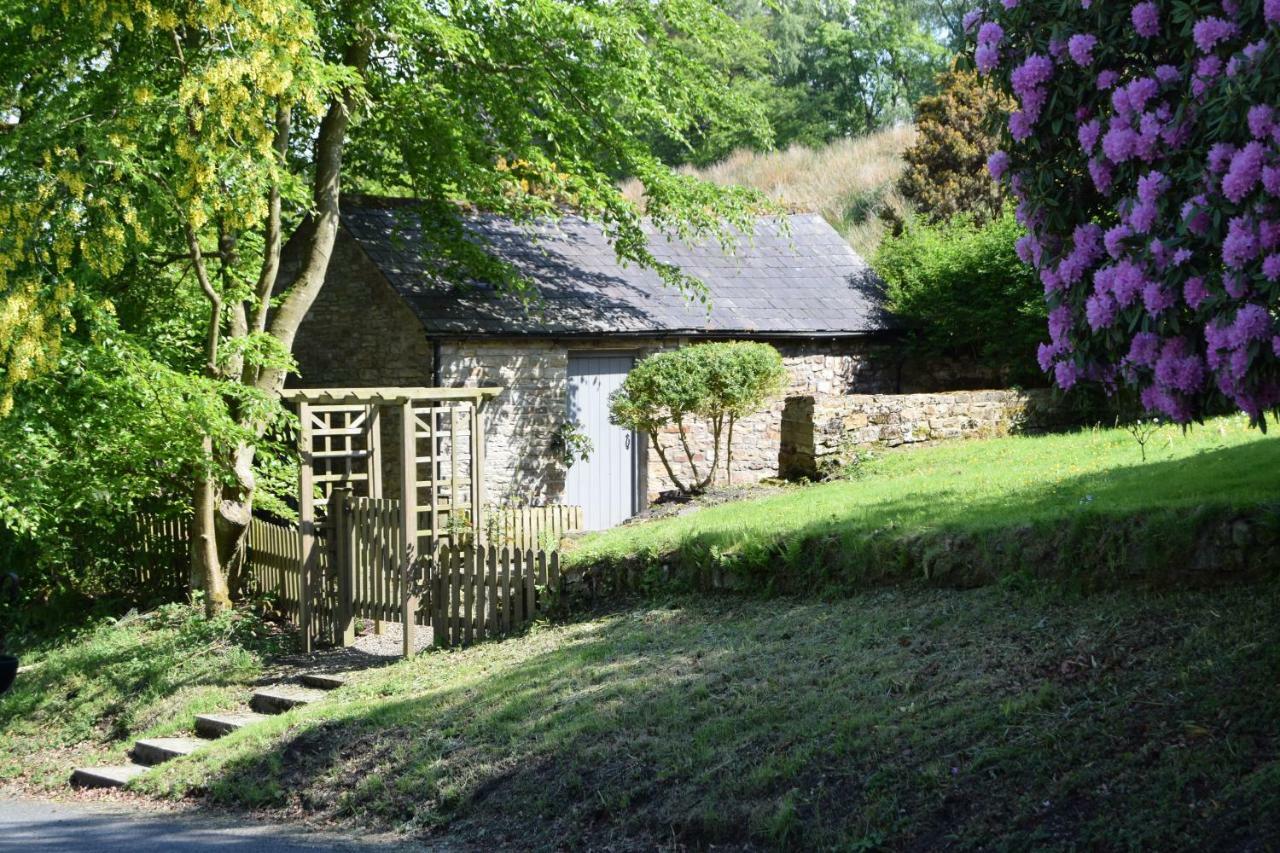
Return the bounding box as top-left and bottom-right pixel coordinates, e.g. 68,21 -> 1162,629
899,66 -> 1012,224
874,208 -> 1045,384
610,342 -> 786,494
0,0 -> 772,611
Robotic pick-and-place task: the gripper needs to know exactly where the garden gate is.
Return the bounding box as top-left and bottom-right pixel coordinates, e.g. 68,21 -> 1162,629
285,386 -> 499,654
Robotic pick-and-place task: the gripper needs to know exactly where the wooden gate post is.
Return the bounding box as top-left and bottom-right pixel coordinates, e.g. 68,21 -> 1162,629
400,400 -> 419,658
330,488 -> 356,647
298,400 -> 315,654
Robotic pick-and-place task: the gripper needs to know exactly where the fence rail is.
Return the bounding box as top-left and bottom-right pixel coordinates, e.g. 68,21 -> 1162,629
422,544 -> 560,647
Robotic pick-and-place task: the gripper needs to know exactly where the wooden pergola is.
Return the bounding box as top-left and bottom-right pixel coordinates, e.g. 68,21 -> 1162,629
282,386 -> 501,652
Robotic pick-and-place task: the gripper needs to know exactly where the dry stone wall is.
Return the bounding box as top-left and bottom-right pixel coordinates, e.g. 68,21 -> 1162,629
779,389 -> 1047,478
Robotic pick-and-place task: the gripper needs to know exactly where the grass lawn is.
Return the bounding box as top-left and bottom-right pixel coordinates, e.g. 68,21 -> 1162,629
130,584 -> 1280,850
0,604 -> 287,792
568,414 -> 1280,591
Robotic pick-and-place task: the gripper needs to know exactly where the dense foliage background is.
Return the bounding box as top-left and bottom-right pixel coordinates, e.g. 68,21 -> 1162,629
876,208 -> 1045,384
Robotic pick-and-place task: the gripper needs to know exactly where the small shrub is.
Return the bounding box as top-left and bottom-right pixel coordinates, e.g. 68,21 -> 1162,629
610,342 -> 787,494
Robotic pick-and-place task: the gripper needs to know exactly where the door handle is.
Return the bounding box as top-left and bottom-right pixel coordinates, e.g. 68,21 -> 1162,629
624,433 -> 631,450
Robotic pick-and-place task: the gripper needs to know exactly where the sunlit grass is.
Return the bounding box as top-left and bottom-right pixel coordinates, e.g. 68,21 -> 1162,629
569,414 -> 1280,572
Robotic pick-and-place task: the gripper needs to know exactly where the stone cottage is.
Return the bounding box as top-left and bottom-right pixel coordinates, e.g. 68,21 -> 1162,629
285,197 -> 986,530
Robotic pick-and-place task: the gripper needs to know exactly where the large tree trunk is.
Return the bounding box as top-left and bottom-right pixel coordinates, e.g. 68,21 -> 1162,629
188,35 -> 372,610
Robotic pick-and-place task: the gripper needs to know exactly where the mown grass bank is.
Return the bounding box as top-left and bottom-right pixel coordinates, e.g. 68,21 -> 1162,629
0,604 -> 287,792
139,584 -> 1280,849
566,415 -> 1280,594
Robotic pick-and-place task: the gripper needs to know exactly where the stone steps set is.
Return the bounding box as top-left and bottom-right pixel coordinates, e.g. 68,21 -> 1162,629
70,672 -> 347,789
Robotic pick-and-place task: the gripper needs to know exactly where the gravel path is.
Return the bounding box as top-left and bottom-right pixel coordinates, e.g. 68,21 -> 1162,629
258,621 -> 434,684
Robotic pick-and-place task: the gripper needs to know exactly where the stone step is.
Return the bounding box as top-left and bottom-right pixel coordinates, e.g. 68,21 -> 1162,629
194,711 -> 271,739
132,736 -> 205,766
300,671 -> 349,690
71,764 -> 148,789
250,686 -> 328,715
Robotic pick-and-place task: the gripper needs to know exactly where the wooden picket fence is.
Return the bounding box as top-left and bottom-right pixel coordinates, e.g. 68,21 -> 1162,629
130,513 -> 189,598
419,544 -> 561,648
484,504 -> 583,550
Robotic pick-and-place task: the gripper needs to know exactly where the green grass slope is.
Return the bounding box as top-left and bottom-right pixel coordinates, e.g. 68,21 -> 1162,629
140,585 -> 1280,850
0,605 -> 285,792
568,415 -> 1280,593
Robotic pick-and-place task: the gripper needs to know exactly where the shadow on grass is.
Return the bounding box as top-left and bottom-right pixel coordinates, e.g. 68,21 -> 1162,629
180,585 -> 1280,850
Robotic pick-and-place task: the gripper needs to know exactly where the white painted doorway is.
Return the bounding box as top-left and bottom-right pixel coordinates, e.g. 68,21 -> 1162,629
565,354 -> 637,530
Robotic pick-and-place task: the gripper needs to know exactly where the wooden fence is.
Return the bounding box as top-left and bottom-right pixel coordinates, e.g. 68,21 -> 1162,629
421,544 -> 560,648
134,499 -> 574,652
130,513 -> 189,599
484,505 -> 583,550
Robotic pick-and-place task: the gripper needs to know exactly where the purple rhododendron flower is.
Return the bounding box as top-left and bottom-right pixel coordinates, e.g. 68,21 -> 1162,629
1102,122 -> 1138,162
1154,64 -> 1180,85
1137,171 -> 1167,203
1172,248 -> 1193,266
1132,2 -> 1160,38
1144,282 -> 1176,315
977,21 -> 1003,48
1096,70 -> 1119,90
962,9 -> 982,32
976,44 -> 999,74
1086,291 -> 1119,329
987,150 -> 1010,181
1223,217 -> 1258,268
1264,254 -> 1280,281
1263,166 -> 1280,196
1127,332 -> 1161,367
1009,110 -> 1034,141
1088,157 -> 1114,195
1232,304 -> 1273,345
1128,200 -> 1158,234
1222,141 -> 1265,203
1208,142 -> 1237,173
1077,119 -> 1101,154
1262,220 -> 1280,251
1184,276 -> 1209,308
1194,17 -> 1239,53
1055,360 -> 1080,389
1248,105 -> 1274,139
1002,0 -> 1019,9
1068,33 -> 1097,66
1104,224 -> 1131,258
1267,0 -> 1280,25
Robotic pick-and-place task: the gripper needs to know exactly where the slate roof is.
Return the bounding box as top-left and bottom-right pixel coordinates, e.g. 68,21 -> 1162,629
341,203 -> 896,338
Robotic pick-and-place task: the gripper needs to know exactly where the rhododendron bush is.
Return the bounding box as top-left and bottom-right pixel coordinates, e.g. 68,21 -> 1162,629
965,0 -> 1280,424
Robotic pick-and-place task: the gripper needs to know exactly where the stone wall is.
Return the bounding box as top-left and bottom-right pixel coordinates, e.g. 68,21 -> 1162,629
779,389 -> 1045,479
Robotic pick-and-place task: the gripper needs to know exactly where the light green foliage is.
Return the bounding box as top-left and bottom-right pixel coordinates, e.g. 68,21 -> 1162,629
875,206 -> 1044,384
0,603 -> 283,789
610,342 -> 786,493
135,586 -> 1280,848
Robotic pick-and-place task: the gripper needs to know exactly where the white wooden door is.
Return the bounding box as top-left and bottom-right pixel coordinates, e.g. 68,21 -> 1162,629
565,355 -> 636,530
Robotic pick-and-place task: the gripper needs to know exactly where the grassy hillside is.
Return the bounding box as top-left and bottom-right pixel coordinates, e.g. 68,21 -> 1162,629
568,414 -> 1280,593
137,585 -> 1280,850
0,605 -> 286,791
623,126 -> 914,258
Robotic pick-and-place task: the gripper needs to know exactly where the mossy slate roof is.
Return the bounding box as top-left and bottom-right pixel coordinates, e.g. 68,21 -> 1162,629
341,204 -> 896,338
